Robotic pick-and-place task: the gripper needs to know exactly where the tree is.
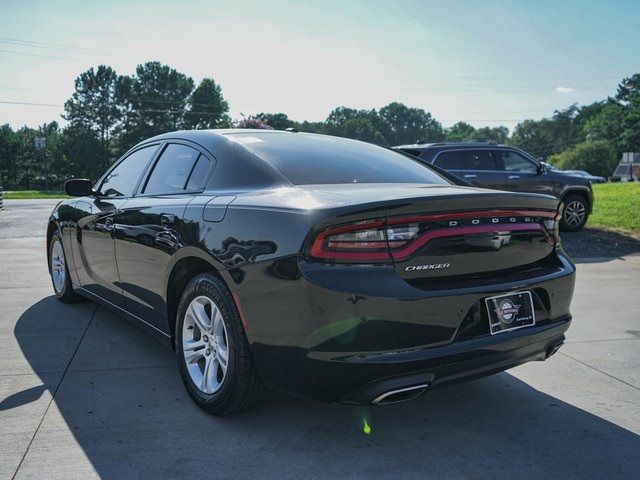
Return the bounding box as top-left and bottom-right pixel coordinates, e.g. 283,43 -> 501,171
37,122 -> 65,189
616,74 -> 640,103
579,99 -> 625,147
446,122 -> 476,141
615,75 -> 640,151
256,112 -> 296,130
62,124 -> 103,181
296,120 -> 327,134
63,65 -> 120,171
14,126 -> 40,189
334,117 -> 387,144
621,96 -> 640,152
475,126 -> 509,144
378,102 -> 444,145
548,141 -> 617,178
235,116 -> 274,129
185,78 -> 230,129
549,105 -> 583,153
324,107 -> 387,143
0,124 -> 19,189
119,62 -> 195,145
509,119 -> 555,159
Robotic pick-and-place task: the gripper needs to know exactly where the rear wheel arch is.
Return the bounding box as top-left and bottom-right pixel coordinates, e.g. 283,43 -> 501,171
165,252 -> 233,347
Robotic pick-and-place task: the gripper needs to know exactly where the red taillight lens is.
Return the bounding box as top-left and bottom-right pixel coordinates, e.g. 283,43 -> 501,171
309,220 -> 420,261
309,220 -> 391,261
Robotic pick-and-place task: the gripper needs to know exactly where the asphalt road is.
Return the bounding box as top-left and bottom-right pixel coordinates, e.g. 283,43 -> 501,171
1,199 -> 639,479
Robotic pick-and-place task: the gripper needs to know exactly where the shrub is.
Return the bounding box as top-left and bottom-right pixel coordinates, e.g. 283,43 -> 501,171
547,141 -> 618,178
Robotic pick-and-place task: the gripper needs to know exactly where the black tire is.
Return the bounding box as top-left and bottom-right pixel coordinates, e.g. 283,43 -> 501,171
560,194 -> 589,232
175,273 -> 264,415
49,230 -> 83,303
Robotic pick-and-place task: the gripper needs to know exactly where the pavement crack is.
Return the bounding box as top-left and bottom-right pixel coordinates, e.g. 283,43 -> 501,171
558,351 -> 640,392
11,303 -> 100,480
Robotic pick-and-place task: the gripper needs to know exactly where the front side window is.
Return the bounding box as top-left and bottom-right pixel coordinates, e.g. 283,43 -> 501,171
434,151 -> 465,170
100,145 -> 158,197
498,150 -> 538,173
143,144 -> 202,194
465,150 -> 497,171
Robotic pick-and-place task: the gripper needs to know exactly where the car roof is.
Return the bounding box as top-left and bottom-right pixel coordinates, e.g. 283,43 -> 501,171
134,129 -> 454,191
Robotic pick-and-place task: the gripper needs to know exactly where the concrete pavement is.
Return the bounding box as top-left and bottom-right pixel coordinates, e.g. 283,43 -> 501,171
1,199 -> 639,479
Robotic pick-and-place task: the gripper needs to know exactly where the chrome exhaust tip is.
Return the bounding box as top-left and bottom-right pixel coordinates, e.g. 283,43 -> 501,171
371,383 -> 430,405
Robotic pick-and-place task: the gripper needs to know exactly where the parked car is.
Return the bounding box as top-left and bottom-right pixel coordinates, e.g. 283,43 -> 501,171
48,130 -> 575,415
395,142 -> 594,231
561,170 -> 606,184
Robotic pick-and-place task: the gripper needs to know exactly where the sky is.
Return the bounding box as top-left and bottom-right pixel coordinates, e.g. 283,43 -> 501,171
0,0 -> 639,131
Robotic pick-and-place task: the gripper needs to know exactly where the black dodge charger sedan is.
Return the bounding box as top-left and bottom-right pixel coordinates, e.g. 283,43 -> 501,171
48,129 -> 575,415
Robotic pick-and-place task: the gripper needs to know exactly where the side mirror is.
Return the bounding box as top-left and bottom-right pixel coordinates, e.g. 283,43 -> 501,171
65,179 -> 93,197
538,164 -> 547,175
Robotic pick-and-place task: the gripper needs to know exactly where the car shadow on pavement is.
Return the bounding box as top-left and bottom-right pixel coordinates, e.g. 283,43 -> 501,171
561,227 -> 640,262
11,296 -> 640,479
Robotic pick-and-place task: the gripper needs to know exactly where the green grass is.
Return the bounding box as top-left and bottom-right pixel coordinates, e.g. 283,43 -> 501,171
588,182 -> 640,234
3,190 -> 68,199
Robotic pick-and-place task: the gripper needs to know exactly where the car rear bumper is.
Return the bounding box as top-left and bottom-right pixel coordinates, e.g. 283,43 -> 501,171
339,316 -> 569,404
236,252 -> 575,403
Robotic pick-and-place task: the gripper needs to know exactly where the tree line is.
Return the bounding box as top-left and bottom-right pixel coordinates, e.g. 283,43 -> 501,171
0,62 -> 638,190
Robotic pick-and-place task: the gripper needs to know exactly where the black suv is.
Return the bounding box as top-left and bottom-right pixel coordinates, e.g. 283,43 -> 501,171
395,142 -> 594,231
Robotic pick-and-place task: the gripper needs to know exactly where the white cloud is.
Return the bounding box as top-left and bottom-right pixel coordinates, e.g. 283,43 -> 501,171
555,86 -> 574,93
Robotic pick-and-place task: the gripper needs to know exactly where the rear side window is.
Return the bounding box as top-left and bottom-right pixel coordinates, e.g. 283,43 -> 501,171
465,150 -> 497,170
226,132 -> 450,185
434,151 -> 464,170
100,145 -> 158,197
144,144 -> 201,194
186,155 -> 210,189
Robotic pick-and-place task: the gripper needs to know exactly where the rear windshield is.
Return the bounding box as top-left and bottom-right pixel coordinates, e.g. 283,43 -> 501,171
225,132 -> 450,185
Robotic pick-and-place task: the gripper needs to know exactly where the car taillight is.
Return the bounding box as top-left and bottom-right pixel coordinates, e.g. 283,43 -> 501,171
309,220 -> 390,261
309,210 -> 556,262
386,225 -> 420,247
543,213 -> 562,248
309,220 -> 420,261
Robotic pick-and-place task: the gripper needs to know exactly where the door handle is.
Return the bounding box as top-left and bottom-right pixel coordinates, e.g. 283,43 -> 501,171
509,175 -> 520,179
161,214 -> 176,229
464,174 -> 477,179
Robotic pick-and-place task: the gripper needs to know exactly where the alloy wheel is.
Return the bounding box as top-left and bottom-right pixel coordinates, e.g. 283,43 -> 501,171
182,295 -> 230,394
51,239 -> 66,294
563,200 -> 586,227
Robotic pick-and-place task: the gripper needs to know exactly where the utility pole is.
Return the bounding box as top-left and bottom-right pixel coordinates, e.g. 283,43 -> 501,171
35,137 -> 48,191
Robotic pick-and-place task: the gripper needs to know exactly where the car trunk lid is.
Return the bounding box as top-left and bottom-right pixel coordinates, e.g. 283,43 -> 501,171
304,185 -> 560,279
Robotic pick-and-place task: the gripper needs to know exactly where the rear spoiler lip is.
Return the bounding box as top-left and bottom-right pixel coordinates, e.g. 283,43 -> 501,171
319,190 -> 559,223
